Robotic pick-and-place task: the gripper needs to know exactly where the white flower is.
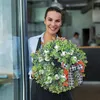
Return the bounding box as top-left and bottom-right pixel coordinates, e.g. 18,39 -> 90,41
44,50 -> 49,54
45,56 -> 50,61
47,76 -> 52,80
66,52 -> 70,55
60,75 -> 66,79
54,45 -> 59,50
70,52 -> 73,55
73,56 -> 77,60
45,81 -> 49,85
61,51 -> 66,56
47,76 -> 52,83
71,56 -> 77,63
54,74 -> 60,80
38,57 -> 43,62
39,70 -> 44,75
65,64 -> 68,68
70,50 -> 74,55
51,62 -> 55,66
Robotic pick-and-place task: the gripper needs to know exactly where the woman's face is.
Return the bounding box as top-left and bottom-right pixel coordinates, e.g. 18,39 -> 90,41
44,11 -> 62,35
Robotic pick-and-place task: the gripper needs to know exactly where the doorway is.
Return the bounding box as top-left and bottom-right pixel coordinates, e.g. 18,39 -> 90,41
82,28 -> 90,46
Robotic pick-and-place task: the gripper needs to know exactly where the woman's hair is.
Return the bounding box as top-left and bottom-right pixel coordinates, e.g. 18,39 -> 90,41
44,6 -> 63,37
44,6 -> 63,20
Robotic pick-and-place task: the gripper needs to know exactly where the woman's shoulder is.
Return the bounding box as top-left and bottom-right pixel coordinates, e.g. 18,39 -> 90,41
28,33 -> 44,42
29,35 -> 40,40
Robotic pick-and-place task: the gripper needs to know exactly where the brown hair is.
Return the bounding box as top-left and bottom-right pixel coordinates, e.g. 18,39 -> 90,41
44,6 -> 63,19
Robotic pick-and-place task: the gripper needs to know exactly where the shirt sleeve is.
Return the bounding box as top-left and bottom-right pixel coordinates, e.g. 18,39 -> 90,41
28,39 -> 33,79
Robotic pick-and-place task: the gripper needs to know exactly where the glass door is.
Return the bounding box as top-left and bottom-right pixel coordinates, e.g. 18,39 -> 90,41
0,0 -> 28,100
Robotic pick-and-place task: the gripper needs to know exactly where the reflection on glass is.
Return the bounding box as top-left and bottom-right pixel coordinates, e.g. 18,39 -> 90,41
0,0 -> 21,100
0,0 -> 13,74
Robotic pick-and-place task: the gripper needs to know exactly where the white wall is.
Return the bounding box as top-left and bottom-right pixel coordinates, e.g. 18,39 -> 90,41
62,10 -> 93,45
94,23 -> 100,35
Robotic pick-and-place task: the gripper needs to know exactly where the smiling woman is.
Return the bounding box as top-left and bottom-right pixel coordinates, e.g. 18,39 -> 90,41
28,6 -> 73,100
43,7 -> 62,44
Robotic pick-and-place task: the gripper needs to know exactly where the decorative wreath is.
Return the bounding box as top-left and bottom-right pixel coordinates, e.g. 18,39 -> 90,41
32,39 -> 87,94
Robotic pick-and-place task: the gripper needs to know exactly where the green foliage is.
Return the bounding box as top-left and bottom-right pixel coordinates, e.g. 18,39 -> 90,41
31,39 -> 87,94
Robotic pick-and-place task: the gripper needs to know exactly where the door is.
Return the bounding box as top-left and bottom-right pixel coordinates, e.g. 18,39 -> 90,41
82,28 -> 89,46
0,0 -> 28,100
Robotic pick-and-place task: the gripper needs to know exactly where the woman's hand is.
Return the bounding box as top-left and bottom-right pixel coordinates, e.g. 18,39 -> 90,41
31,72 -> 34,78
57,37 -> 66,41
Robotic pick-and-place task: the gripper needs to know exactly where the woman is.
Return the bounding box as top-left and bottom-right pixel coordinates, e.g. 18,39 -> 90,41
28,6 -> 73,100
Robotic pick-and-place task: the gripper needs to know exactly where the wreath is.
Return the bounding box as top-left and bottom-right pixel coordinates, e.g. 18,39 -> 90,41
32,39 -> 87,94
